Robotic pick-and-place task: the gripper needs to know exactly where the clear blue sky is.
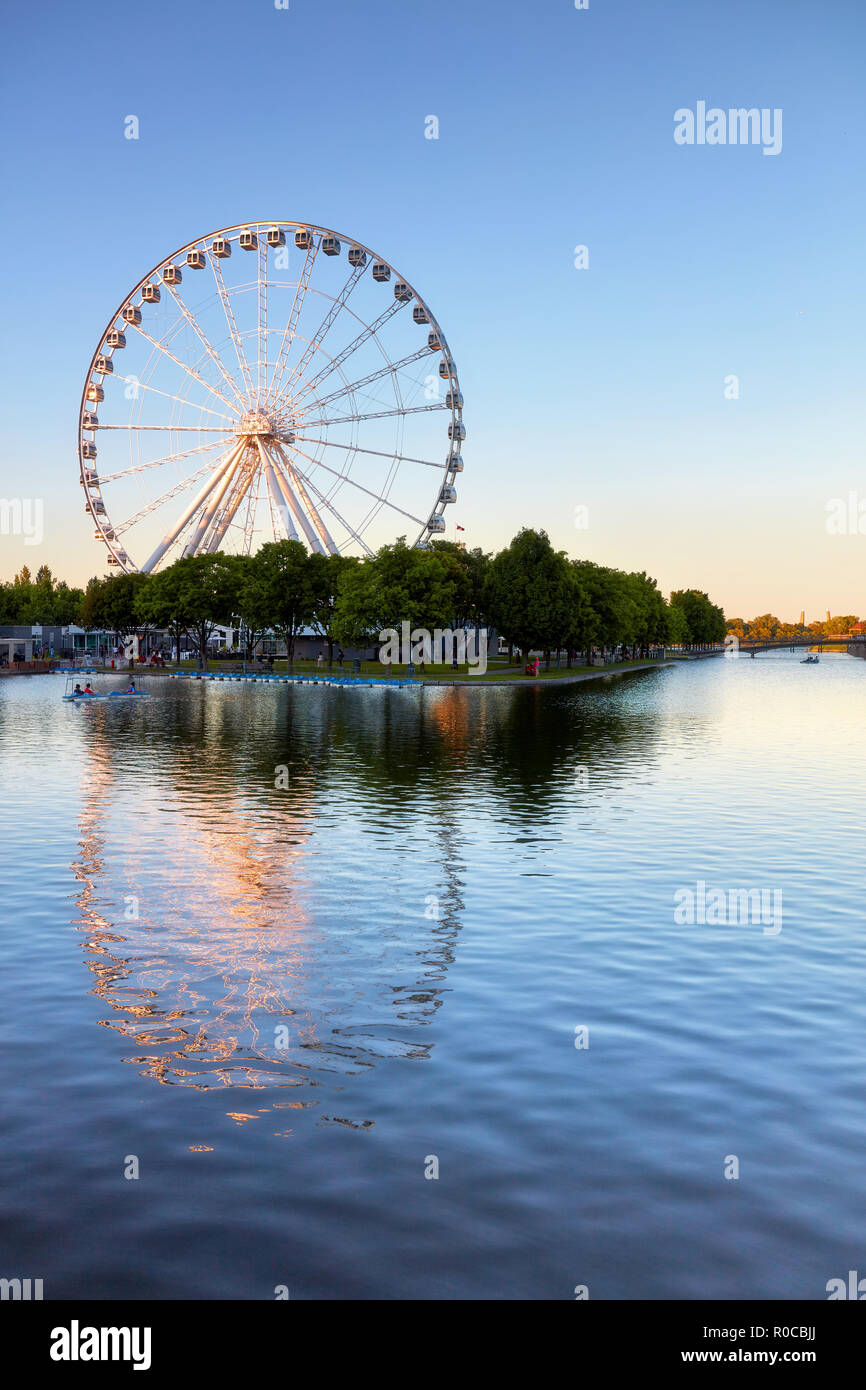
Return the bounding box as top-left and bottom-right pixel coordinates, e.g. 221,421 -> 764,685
1,0 -> 864,618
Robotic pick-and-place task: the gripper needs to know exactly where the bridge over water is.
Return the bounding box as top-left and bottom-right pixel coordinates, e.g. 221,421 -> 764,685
734,636 -> 865,656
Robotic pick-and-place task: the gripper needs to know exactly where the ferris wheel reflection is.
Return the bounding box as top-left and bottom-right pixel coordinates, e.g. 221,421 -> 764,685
69,687 -> 468,1093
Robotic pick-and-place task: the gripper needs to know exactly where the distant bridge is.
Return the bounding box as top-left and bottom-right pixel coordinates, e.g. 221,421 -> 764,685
727,636 -> 866,657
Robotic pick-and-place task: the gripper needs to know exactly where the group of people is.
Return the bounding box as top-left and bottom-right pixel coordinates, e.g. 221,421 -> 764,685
72,680 -> 137,698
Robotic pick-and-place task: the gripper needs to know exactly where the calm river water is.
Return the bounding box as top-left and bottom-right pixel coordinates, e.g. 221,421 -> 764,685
1,655 -> 864,1299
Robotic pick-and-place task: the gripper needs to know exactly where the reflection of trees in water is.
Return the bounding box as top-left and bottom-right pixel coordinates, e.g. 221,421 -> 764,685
68,678 -> 662,1094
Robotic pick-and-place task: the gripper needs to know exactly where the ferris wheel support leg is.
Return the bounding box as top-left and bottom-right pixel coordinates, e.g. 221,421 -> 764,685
257,438 -> 301,543
273,442 -> 338,554
140,446 -> 245,572
264,442 -> 326,555
205,469 -> 254,552
181,441 -> 247,557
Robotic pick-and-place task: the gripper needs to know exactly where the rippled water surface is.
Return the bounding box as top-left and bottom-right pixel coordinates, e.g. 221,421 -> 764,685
1,656 -> 864,1299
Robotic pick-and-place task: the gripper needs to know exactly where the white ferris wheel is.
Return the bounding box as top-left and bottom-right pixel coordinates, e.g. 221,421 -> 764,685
78,221 -> 465,571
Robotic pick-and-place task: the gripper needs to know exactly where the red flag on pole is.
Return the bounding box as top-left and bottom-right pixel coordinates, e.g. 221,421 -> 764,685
456,524 -> 465,531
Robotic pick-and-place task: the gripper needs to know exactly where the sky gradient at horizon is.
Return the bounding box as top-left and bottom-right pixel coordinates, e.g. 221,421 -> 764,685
0,0 -> 863,619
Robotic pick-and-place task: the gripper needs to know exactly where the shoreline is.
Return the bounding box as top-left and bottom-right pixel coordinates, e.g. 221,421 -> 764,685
162,659 -> 676,689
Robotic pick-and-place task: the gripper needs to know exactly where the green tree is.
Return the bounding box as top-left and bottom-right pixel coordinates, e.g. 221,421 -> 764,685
665,601 -> 690,646
573,562 -> 637,656
485,529 -> 575,661
240,540 -> 314,667
670,589 -> 726,646
140,554 -> 242,669
430,540 -> 490,627
827,614 -> 859,636
333,539 -> 458,656
308,552 -> 358,665
231,554 -> 272,663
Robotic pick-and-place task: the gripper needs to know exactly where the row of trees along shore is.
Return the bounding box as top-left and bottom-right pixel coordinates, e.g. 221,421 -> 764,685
726,614 -> 861,641
2,531 -> 727,669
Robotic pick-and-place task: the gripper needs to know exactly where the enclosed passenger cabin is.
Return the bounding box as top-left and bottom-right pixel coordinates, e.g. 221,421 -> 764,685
321,235 -> 341,256
448,421 -> 466,442
439,485 -> 458,505
95,356 -> 113,375
427,330 -> 441,350
87,498 -> 105,514
106,329 -> 126,349
445,389 -> 463,410
439,357 -> 456,379
187,250 -> 206,269
81,440 -> 98,460
412,304 -> 430,325
372,261 -> 391,282
393,281 -> 411,301
121,305 -> 142,326
163,265 -> 182,285
211,237 -> 231,258
447,453 -> 464,472
96,525 -> 115,540
107,555 -> 121,565
239,228 -> 258,250
427,514 -> 447,533
266,227 -> 286,248
82,411 -> 98,430
294,228 -> 314,250
348,246 -> 367,267
81,468 -> 98,485
141,283 -> 161,303
86,383 -> 104,403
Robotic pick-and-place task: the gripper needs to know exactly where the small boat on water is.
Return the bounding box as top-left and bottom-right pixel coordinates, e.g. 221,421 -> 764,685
63,691 -> 152,702
62,676 -> 152,702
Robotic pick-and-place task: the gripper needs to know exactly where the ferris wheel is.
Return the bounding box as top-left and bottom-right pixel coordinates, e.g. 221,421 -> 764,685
78,221 -> 465,572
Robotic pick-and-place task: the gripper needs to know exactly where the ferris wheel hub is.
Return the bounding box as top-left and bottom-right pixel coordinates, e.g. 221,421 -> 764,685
237,409 -> 277,437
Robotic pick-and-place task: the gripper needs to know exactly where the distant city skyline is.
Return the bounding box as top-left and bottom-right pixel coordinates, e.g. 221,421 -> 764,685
0,0 -> 863,616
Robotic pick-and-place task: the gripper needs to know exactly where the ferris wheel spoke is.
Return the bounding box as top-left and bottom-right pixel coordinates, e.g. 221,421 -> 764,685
298,402 -> 449,429
141,447 -> 246,571
309,347 -> 433,414
99,436 -> 231,485
128,322 -> 241,415
292,434 -> 443,470
210,254 -> 256,398
163,282 -> 248,410
95,425 -> 232,432
182,440 -> 248,556
293,298 -> 407,405
277,261 -> 368,404
257,239 -> 268,401
107,376 -> 236,422
265,240 -> 319,405
271,442 -> 338,554
289,443 -> 426,528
